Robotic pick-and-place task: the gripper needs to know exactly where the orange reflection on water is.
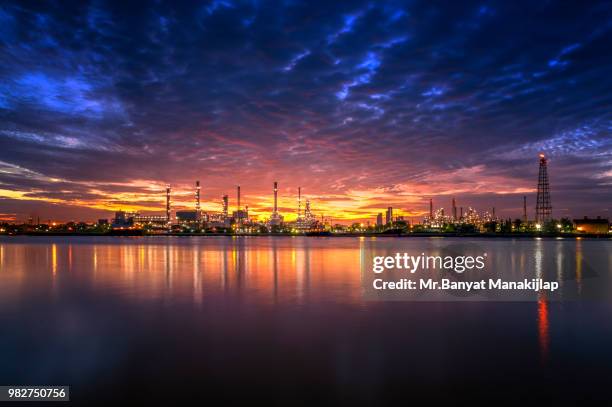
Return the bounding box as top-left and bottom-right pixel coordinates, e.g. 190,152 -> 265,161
52,244 -> 57,275
0,238 -> 363,306
68,244 -> 73,272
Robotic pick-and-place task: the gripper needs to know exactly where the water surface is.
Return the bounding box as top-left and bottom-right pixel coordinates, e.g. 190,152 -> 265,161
0,236 -> 611,404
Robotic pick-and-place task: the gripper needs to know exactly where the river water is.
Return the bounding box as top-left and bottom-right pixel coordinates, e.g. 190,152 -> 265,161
0,236 -> 610,404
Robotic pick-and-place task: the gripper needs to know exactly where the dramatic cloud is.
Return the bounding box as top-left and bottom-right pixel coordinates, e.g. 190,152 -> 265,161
0,0 -> 611,222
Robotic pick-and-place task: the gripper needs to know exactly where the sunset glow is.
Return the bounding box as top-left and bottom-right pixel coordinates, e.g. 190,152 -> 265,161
0,1 -> 610,223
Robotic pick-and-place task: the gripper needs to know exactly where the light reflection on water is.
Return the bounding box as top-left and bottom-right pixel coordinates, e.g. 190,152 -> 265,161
0,236 -> 611,403
538,294 -> 550,363
0,237 -> 366,306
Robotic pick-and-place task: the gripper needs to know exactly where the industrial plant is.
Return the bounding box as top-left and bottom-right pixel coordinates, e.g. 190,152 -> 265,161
1,154 -> 610,236
108,180 -> 327,234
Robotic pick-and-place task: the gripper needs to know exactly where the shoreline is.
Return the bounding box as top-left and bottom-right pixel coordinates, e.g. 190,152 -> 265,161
1,232 -> 609,239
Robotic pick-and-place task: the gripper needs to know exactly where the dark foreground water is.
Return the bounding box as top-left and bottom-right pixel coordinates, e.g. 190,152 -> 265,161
0,236 -> 611,405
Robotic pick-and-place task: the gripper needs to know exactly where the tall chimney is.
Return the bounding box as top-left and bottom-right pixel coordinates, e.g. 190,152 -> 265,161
429,198 -> 433,219
195,180 -> 201,212
166,184 -> 171,224
273,181 -> 278,213
237,185 -> 241,211
523,195 -> 527,223
298,186 -> 301,219
452,197 -> 457,221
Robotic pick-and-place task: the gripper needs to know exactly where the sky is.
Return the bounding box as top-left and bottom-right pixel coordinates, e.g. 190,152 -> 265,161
0,0 -> 611,223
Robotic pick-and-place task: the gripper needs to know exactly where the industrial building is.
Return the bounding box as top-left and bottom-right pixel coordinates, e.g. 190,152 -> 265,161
133,215 -> 167,228
376,213 -> 383,227
232,185 -> 248,225
269,181 -> 283,226
574,217 -> 609,234
294,187 -> 321,231
176,211 -> 198,223
112,211 -> 138,228
386,207 -> 393,225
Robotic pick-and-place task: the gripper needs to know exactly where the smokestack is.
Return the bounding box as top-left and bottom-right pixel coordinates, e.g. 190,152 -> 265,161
298,186 -> 301,219
523,196 -> 527,223
166,184 -> 171,224
452,197 -> 457,221
195,180 -> 201,212
222,195 -> 228,218
492,207 -> 496,219
237,185 -> 241,211
429,198 -> 433,219
273,181 -> 278,213
460,207 -> 463,219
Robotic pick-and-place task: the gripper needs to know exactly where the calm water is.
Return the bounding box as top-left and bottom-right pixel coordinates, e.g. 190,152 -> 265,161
0,236 -> 611,404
